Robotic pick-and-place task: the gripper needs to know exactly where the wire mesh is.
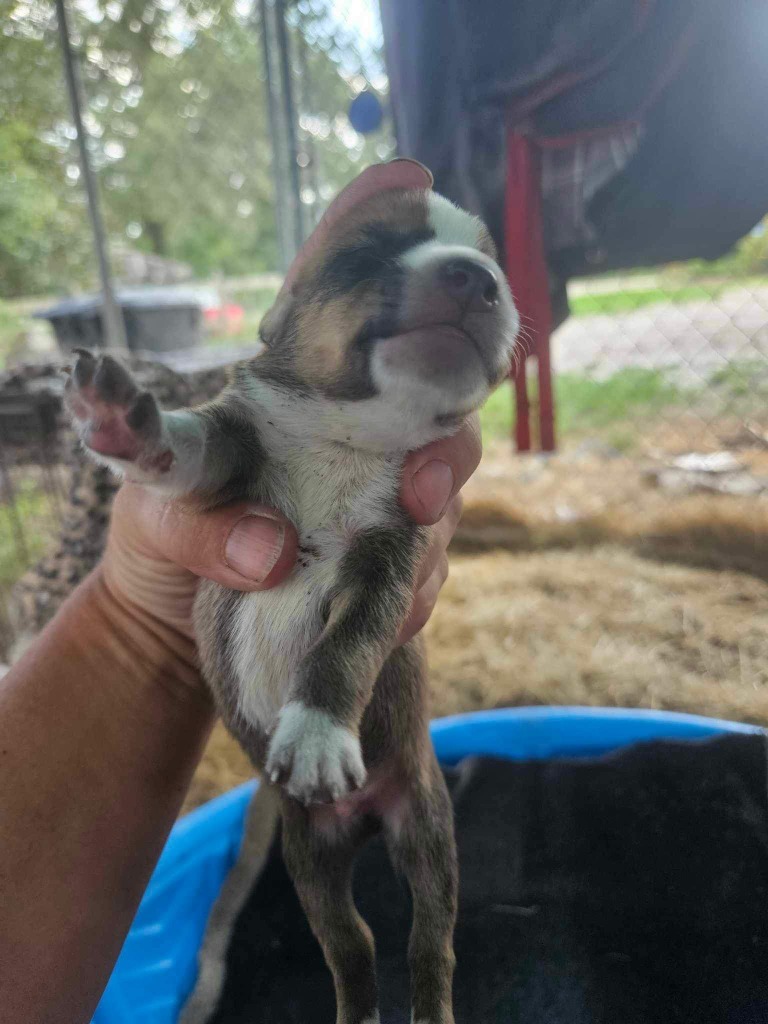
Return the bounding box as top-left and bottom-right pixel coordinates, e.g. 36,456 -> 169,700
287,0 -> 395,231
0,0 -> 395,654
1,0 -> 768,659
0,386 -> 70,660
542,249 -> 768,499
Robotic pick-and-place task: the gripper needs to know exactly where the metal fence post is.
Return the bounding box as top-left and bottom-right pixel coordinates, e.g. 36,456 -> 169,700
55,0 -> 128,352
259,0 -> 304,272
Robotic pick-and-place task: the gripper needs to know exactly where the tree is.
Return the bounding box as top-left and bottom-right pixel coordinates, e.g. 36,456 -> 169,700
0,0 -> 94,295
0,0 -> 393,295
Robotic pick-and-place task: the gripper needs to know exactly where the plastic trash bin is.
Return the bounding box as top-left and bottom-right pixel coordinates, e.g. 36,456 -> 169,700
34,289 -> 202,355
92,707 -> 762,1024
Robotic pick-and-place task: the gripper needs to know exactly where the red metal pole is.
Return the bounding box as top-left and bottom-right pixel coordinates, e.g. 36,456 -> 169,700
513,356 -> 531,452
504,130 -> 556,452
537,328 -> 555,452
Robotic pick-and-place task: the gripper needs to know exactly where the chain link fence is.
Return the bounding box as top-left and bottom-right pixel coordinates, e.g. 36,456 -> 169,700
1,0 -> 768,657
0,0 -> 395,657
258,0 -> 394,269
515,250 -> 768,522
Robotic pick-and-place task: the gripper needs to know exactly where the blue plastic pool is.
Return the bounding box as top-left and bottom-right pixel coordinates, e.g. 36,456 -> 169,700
92,706 -> 762,1024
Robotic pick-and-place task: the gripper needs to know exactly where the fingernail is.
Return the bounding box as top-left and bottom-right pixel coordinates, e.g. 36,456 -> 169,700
225,514 -> 285,582
386,157 -> 434,185
412,460 -> 455,522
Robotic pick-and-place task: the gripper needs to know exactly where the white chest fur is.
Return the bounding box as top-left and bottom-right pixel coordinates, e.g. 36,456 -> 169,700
230,436 -> 402,732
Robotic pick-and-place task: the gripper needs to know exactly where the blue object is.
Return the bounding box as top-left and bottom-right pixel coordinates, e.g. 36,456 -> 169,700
92,707 -> 762,1023
348,90 -> 384,134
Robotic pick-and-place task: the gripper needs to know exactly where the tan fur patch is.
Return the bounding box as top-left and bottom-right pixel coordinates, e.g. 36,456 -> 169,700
294,292 -> 379,385
288,188 -> 432,390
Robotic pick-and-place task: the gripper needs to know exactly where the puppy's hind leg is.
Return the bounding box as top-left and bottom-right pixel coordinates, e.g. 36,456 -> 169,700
384,758 -> 457,1024
281,800 -> 380,1024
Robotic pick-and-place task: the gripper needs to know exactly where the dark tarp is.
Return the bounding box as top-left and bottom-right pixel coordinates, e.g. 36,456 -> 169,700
379,0 -> 768,285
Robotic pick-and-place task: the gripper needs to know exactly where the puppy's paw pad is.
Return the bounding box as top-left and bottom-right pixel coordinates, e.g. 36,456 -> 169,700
64,350 -> 170,470
265,702 -> 366,805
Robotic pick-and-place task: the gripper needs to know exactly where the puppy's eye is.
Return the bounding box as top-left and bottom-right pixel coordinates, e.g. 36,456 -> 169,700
321,242 -> 388,295
318,225 -> 435,297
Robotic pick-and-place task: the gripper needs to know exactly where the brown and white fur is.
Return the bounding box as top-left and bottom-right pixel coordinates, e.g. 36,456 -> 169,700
65,181 -> 519,1024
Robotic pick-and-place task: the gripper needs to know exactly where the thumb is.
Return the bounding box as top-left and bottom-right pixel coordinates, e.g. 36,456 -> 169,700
113,484 -> 299,592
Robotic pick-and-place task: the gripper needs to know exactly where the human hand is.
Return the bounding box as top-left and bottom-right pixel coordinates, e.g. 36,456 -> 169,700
99,415 -> 481,648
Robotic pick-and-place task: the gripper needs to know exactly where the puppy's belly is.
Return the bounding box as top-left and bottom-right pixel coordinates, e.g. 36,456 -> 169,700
230,552 -> 341,732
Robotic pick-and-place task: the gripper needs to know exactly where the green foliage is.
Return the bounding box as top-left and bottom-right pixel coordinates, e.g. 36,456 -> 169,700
100,2 -> 279,277
0,2 -> 94,295
1,0 -> 391,296
732,223 -> 768,275
0,480 -> 50,585
681,219 -> 768,278
0,298 -> 27,342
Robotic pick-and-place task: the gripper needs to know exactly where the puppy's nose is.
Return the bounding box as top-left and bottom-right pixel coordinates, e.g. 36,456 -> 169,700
439,258 -> 499,311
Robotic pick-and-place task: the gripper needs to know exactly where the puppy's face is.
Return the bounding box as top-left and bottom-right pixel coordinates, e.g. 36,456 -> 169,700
257,188 -> 519,441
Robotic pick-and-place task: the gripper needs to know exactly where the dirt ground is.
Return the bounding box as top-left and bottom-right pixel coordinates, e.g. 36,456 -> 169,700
183,436 -> 768,813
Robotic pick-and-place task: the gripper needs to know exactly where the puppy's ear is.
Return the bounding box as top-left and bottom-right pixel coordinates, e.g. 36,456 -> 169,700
259,287 -> 295,347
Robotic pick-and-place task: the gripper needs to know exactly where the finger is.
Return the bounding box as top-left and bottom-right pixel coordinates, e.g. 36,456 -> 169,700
412,493 -> 463,591
400,415 -> 482,525
397,555 -> 450,647
114,484 -> 299,592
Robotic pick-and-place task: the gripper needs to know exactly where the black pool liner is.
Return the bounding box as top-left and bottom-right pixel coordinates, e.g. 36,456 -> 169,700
183,732 -> 768,1024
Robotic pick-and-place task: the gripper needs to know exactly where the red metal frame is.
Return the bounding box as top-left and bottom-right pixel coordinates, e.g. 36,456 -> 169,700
500,0 -> 698,452
504,132 -> 555,452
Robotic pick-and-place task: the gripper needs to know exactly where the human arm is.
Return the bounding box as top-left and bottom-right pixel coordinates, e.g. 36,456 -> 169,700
0,419 -> 478,1023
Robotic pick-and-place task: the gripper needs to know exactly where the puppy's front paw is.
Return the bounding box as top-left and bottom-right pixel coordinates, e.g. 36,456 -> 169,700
265,702 -> 366,805
64,349 -> 171,474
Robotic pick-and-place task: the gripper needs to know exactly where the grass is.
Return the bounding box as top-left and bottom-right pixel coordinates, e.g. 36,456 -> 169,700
228,285 -> 279,313
0,299 -> 33,366
0,481 -> 51,586
569,284 -> 724,317
479,382 -> 517,441
708,359 -> 768,405
480,357 -> 768,452
190,284 -> 280,349
555,368 -> 686,434
0,300 -> 26,337
480,367 -> 688,447
187,481 -> 768,809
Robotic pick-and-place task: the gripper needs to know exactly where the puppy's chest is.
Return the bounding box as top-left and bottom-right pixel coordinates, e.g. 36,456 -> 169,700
229,441 -> 401,730
264,440 -> 400,541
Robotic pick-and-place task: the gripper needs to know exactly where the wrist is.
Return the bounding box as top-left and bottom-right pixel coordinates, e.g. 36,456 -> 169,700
78,568 -> 213,709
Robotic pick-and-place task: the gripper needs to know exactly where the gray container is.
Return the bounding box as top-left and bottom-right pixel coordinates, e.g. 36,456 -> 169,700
34,288 -> 202,354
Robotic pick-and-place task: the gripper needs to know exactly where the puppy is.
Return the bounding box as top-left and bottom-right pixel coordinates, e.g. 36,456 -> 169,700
65,166 -> 519,1024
